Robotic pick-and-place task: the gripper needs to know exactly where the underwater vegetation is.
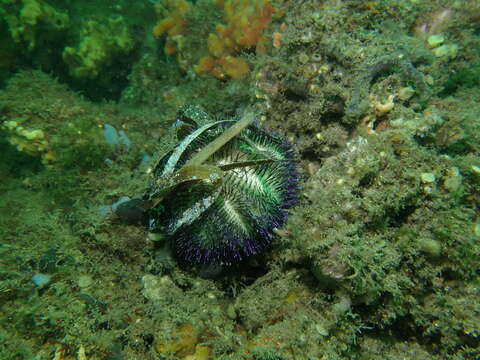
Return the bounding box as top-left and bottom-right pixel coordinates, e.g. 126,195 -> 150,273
0,0 -> 480,359
152,0 -> 279,79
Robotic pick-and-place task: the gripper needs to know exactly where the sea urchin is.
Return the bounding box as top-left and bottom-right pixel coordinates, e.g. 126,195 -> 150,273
118,106 -> 298,266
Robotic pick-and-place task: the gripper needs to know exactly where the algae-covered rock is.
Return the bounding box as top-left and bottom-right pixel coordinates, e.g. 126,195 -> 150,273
63,15 -> 134,79
285,90 -> 480,354
0,0 -> 69,50
1,0 -> 480,359
0,70 -> 107,166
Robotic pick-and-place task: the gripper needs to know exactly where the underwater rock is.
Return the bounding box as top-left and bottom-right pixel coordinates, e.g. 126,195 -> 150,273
142,274 -> 181,302
114,198 -> 149,225
103,124 -> 132,150
99,196 -> 132,218
31,273 -> 51,288
62,15 -> 134,79
77,275 -> 94,290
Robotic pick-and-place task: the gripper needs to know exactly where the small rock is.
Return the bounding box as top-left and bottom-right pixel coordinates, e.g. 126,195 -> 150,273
103,124 -> 119,146
397,86 -> 415,101
142,274 -> 181,302
443,167 -> 462,193
433,44 -> 459,59
78,275 -> 94,289
427,34 -> 445,48
421,172 -> 436,183
474,223 -> 480,237
418,238 -> 441,257
226,304 -> 237,320
31,273 -> 51,287
315,323 -> 329,336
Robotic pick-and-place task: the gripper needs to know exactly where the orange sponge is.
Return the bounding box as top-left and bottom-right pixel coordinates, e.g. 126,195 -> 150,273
218,56 -> 250,79
194,0 -> 278,79
152,0 -> 190,54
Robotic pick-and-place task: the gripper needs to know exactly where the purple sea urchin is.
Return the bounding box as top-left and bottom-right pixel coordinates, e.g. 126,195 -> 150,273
118,106 -> 298,265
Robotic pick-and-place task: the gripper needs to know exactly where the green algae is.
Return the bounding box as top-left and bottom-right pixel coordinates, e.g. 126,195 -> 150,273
1,0 -> 479,359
